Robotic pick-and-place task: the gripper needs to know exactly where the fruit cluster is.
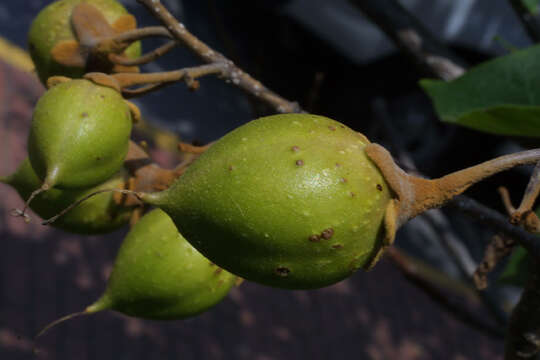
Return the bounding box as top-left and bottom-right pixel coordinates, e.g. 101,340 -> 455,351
6,0 -> 540,347
4,0 -> 238,333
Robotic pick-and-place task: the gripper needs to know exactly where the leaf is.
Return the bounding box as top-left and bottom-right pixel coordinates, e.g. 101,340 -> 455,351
523,0 -> 540,14
420,44 -> 540,137
499,246 -> 531,287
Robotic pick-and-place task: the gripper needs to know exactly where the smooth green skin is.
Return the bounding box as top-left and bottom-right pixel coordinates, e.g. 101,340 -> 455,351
28,79 -> 132,189
1,158 -> 132,234
87,209 -> 237,320
144,114 -> 392,289
28,0 -> 141,84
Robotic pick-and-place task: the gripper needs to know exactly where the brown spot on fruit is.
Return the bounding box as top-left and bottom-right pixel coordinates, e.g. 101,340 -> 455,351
214,268 -> 223,275
275,267 -> 290,277
228,165 -> 235,171
295,160 -> 304,166
350,192 -> 355,197
308,234 -> 321,242
340,178 -> 347,183
376,184 -> 383,191
335,163 -> 341,168
81,112 -> 88,118
328,125 -> 336,131
291,146 -> 300,152
321,228 -> 334,240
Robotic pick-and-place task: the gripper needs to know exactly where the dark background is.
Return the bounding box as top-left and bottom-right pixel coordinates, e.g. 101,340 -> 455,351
0,0 -> 536,358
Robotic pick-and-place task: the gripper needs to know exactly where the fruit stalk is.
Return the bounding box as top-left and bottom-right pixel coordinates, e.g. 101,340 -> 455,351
366,144 -> 540,226
111,63 -> 225,88
109,40 -> 177,66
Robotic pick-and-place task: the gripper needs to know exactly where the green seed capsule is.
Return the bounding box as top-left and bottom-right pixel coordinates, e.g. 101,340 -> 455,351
142,114 -> 391,289
28,79 -> 132,189
28,0 -> 141,84
1,158 -> 132,234
86,209 -> 237,319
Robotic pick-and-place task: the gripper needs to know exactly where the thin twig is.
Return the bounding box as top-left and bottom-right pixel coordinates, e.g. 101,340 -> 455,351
471,188 -> 519,290
511,162 -> 540,231
113,63 -> 225,87
109,40 -> 178,66
122,82 -> 169,98
348,0 -> 466,80
448,196 -> 540,260
137,0 -> 302,113
113,63 -> 225,97
508,0 -> 540,43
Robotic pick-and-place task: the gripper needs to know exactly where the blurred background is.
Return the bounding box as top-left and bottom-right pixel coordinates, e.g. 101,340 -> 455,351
0,0 -> 537,359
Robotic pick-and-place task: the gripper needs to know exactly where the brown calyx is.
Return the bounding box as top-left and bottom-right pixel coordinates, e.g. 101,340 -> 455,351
114,141 -> 181,206
51,3 -> 139,75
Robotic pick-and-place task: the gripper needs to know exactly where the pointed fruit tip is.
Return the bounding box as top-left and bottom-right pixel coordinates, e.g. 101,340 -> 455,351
139,190 -> 165,206
34,310 -> 89,341
85,295 -> 112,314
32,309 -> 92,356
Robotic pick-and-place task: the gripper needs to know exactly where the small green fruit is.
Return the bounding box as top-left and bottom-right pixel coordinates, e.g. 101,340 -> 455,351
142,114 -> 391,289
28,79 -> 132,189
1,158 -> 132,234
86,209 -> 237,319
28,0 -> 141,84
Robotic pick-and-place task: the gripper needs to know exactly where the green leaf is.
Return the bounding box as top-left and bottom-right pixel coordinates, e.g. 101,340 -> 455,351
420,44 -> 540,137
499,246 -> 531,287
523,0 -> 540,14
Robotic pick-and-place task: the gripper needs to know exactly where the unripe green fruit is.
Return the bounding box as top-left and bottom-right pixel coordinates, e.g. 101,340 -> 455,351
28,79 -> 132,189
28,0 -> 141,84
86,209 -> 237,319
142,114 -> 391,289
1,158 -> 132,234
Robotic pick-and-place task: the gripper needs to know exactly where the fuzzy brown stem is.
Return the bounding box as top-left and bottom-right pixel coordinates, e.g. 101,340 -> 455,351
517,162 -> 540,213
109,40 -> 177,66
409,149 -> 540,221
113,63 -> 225,88
509,162 -> 540,231
500,187 -> 517,214
122,83 -> 169,98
